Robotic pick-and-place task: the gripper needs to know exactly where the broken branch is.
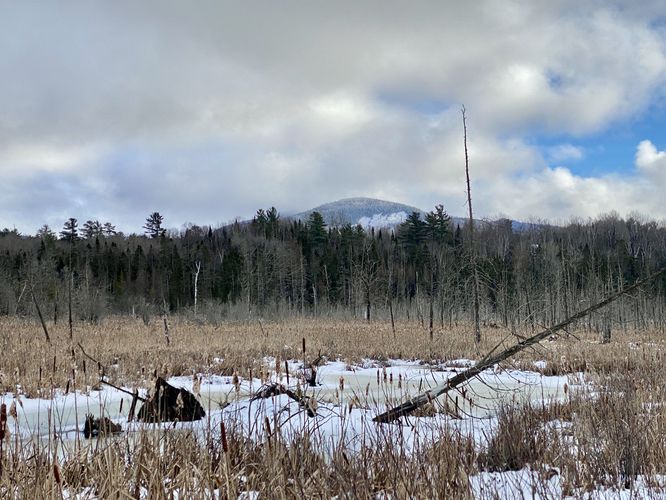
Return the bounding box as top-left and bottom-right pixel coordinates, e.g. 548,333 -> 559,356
374,267 -> 666,423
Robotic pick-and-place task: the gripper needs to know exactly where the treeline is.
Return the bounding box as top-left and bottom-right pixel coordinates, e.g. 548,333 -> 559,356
1,208 -> 666,335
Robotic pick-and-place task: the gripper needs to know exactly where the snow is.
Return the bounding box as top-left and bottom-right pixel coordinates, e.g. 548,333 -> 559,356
358,211 -> 409,229
3,358 -> 659,498
470,467 -> 562,499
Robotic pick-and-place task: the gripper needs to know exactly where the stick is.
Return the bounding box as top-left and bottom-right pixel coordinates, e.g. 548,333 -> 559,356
100,380 -> 147,402
30,284 -> 51,344
251,383 -> 316,417
77,342 -> 104,374
374,267 -> 666,423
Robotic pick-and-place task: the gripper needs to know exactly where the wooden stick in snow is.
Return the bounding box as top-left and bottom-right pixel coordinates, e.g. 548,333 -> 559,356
373,267 -> 666,423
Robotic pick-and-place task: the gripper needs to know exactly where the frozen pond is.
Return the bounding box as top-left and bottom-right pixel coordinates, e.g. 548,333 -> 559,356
0,358 -> 579,444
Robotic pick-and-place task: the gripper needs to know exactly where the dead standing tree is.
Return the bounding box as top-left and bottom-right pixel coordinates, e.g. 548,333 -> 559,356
374,267 -> 666,423
462,106 -> 481,344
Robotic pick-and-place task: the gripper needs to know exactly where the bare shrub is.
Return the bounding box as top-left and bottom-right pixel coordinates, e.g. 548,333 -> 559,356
478,401 -> 553,472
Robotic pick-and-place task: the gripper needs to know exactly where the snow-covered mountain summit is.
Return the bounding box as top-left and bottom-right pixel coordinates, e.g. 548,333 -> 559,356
293,197 -> 425,228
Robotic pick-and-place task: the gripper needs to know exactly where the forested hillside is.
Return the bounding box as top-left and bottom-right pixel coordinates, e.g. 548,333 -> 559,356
1,208 -> 665,335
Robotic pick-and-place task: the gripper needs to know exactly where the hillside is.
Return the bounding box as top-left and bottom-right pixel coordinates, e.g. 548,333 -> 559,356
293,197 -> 471,229
292,197 -> 422,228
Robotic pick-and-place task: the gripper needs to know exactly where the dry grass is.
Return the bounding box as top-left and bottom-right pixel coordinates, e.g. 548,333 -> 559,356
1,316 -> 666,497
1,316 -> 665,396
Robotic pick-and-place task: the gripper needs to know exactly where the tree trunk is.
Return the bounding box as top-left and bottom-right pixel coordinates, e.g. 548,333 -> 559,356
462,106 -> 481,343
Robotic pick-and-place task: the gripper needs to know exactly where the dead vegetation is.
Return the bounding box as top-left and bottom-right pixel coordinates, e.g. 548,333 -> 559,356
1,315 -> 665,397
1,316 -> 666,497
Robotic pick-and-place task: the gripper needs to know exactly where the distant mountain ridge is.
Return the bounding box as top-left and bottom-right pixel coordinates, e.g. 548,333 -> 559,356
292,197 -> 468,229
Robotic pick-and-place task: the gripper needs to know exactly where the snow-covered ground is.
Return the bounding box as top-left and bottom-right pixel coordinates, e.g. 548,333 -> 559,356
2,358 -> 660,498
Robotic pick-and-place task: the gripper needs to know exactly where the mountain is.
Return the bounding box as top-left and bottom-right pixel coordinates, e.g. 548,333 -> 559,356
291,197 -> 543,232
292,197 -> 471,229
293,197 -> 421,228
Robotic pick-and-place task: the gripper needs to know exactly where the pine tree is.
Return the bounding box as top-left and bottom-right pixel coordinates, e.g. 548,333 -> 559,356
82,220 -> 103,239
102,222 -> 117,237
143,212 -> 166,238
60,218 -> 79,243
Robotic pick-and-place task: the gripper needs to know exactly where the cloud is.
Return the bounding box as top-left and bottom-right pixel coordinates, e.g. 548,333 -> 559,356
473,140 -> 666,223
1,1 -> 666,232
546,144 -> 585,163
636,140 -> 666,176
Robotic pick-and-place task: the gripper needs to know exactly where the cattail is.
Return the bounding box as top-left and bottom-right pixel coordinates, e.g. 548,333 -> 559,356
389,373 -> 393,385
285,361 -> 290,385
398,374 -> 402,390
339,376 -> 345,392
53,463 -> 61,486
9,401 -> 17,421
193,375 -> 201,396
220,421 -> 228,453
0,403 -> 6,441
232,372 -> 240,392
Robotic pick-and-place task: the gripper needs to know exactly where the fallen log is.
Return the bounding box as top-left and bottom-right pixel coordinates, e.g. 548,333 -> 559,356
251,383 -> 317,417
374,267 -> 666,424
137,377 -> 206,423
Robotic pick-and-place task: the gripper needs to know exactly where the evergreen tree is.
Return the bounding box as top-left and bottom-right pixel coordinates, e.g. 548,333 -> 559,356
60,218 -> 79,242
266,206 -> 280,238
102,222 -> 117,237
425,204 -> 452,244
82,220 -> 103,239
308,211 -> 327,247
143,212 -> 166,238
399,211 -> 426,250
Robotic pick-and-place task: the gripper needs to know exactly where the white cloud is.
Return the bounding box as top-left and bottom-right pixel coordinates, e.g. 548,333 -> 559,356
547,144 -> 585,163
471,140 -> 666,223
0,142 -> 104,176
1,1 -> 666,232
636,140 -> 666,175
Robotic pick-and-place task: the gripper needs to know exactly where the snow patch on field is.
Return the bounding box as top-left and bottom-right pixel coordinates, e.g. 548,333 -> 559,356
7,358 -> 656,499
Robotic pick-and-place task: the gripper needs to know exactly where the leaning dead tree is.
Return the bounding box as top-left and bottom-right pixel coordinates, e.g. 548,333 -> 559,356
462,105 -> 481,343
374,267 -> 666,423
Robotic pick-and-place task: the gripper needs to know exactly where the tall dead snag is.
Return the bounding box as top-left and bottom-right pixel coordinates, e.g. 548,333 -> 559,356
193,261 -> 201,316
374,267 -> 666,423
462,105 -> 481,344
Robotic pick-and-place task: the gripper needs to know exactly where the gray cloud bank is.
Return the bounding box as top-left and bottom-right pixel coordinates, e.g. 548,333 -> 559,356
2,1 -> 666,233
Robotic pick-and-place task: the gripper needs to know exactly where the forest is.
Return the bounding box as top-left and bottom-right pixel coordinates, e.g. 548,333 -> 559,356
1,207 -> 665,337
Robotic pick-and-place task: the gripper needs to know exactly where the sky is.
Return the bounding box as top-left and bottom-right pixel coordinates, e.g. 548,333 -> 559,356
2,0 -> 666,234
